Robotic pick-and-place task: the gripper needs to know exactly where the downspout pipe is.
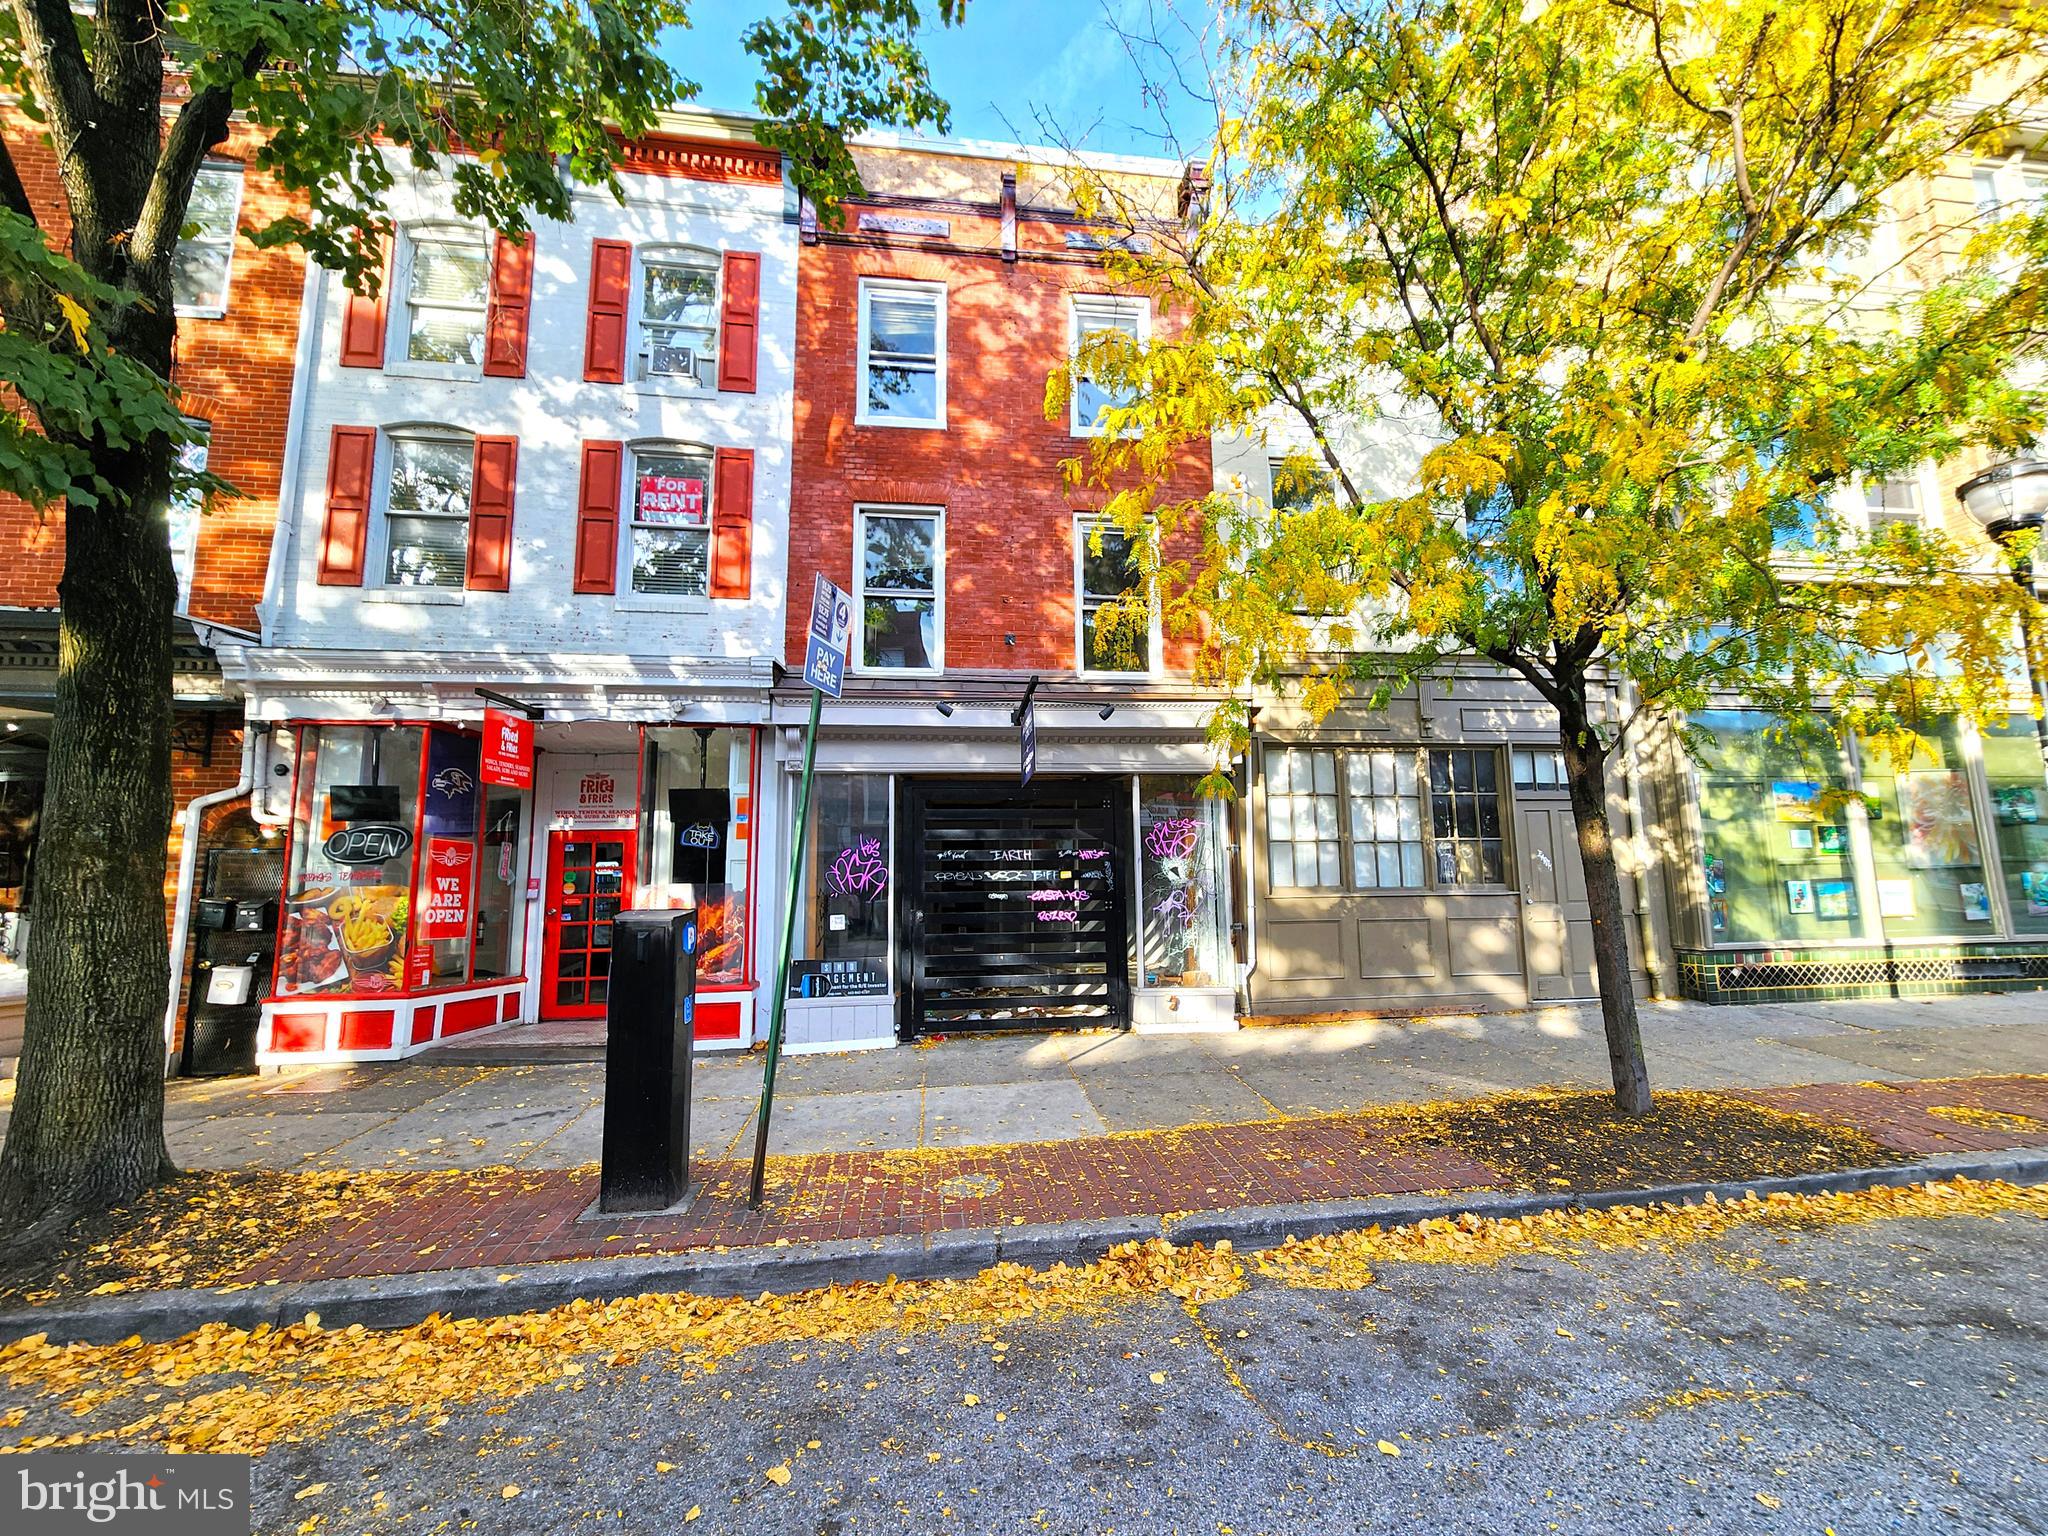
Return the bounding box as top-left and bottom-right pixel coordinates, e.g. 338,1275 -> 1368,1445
256,259 -> 324,644
162,721 -> 257,1076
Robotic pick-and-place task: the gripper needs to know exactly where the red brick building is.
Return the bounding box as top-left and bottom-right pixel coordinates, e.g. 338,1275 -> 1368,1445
0,108 -> 310,1071
771,137 -> 1234,1052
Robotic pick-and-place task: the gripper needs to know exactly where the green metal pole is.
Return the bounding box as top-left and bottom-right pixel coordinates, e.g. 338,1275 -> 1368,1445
749,686 -> 823,1207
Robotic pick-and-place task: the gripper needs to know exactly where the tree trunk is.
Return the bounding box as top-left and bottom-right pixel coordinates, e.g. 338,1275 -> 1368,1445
1558,690 -> 1653,1116
0,413 -> 181,1237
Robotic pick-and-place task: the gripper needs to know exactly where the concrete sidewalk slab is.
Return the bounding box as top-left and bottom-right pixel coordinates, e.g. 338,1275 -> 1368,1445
762,1087 -> 925,1154
923,1080 -> 1106,1146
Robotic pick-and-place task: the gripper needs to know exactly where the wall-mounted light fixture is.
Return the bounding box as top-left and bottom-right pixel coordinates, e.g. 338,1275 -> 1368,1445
1097,704 -> 1116,721
935,702 -> 955,718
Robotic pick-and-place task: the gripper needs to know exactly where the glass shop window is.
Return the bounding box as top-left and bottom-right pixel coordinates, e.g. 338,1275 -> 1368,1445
642,726 -> 755,985
279,725 -> 422,997
1265,746 -> 1342,890
1983,716 -> 2048,936
1427,748 -> 1505,885
794,775 -> 894,998
472,786 -> 528,977
1692,711 -> 1858,943
417,729 -> 483,985
1858,719 -> 1993,938
1139,777 -> 1229,989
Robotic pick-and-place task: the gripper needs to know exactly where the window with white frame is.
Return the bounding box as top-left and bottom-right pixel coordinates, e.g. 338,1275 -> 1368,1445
1265,744 -> 1508,892
165,421 -> 210,606
1857,474 -> 1923,534
1269,453 -> 1335,515
856,509 -> 940,670
637,248 -> 719,385
403,227 -> 490,367
1076,520 -> 1151,674
1974,157 -> 2048,222
628,445 -> 713,597
383,431 -> 474,587
171,165 -> 242,314
857,280 -> 945,426
1070,294 -> 1147,434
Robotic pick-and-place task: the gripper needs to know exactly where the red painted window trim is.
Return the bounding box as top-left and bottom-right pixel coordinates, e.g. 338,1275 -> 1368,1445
584,239 -> 633,383
482,232 -> 535,378
574,440 -> 625,594
317,426 -> 378,585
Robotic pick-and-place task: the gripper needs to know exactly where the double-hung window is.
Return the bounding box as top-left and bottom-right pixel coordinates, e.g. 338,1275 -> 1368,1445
857,280 -> 945,427
638,249 -> 719,386
383,431 -> 474,587
1974,157 -> 2048,223
856,508 -> 941,671
1264,745 -> 1506,892
629,446 -> 713,597
1070,295 -> 1147,435
172,165 -> 243,315
1857,475 -> 1922,535
1270,454 -> 1335,515
1076,520 -> 1152,674
403,227 -> 490,367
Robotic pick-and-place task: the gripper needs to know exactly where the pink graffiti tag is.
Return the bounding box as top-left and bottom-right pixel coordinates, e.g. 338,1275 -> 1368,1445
826,837 -> 889,902
1145,817 -> 1200,863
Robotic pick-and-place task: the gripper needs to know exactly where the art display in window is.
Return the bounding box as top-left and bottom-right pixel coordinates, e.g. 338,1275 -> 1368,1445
1785,879 -> 1814,914
1896,772 -> 1981,868
1140,779 -> 1226,989
1770,780 -> 1821,821
1960,882 -> 1992,923
1814,879 -> 1857,920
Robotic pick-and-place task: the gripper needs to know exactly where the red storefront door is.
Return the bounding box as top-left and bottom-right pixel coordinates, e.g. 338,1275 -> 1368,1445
541,830 -> 635,1019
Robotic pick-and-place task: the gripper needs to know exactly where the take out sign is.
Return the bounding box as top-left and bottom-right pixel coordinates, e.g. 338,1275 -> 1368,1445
482,707 -> 532,789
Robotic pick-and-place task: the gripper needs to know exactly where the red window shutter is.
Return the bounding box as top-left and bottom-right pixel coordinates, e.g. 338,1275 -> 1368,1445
574,441 -> 625,594
584,239 -> 633,384
710,446 -> 754,599
317,426 -> 378,586
338,234 -> 393,368
466,435 -> 518,592
717,250 -> 760,393
482,232 -> 535,378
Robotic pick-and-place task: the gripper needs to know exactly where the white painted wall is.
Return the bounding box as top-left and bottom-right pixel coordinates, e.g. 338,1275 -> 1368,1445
268,147 -> 797,671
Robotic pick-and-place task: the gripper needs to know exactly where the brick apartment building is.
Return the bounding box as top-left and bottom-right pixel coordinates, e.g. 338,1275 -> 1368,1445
0,107 -> 311,1071
770,136 -> 1230,1051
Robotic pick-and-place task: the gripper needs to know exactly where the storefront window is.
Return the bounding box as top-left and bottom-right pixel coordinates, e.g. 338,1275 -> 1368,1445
1983,716 -> 2048,935
279,726 -> 421,995
1694,711 -> 1857,943
1139,777 -> 1227,989
1859,718 -> 1992,936
418,729 -> 482,985
794,774 -> 893,998
472,788 -> 527,976
642,726 -> 754,984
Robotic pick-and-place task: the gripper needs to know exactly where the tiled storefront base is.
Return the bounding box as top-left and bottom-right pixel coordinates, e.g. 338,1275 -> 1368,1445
1678,942 -> 2048,1004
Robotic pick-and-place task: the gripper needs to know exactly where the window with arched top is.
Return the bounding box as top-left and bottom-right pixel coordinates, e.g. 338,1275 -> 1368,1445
383,427 -> 476,587
627,441 -> 714,595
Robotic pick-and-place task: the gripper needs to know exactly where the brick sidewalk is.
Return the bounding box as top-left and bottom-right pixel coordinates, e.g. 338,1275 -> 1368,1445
224,1074 -> 2048,1290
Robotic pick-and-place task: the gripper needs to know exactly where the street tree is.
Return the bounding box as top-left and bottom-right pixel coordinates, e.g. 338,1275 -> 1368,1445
1058,0 -> 2048,1112
0,0 -> 961,1238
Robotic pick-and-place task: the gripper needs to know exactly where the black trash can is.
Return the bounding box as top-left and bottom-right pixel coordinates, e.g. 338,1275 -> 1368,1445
600,907 -> 698,1213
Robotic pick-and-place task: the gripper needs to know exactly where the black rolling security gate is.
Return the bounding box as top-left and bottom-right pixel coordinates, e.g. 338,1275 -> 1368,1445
900,778 -> 1131,1036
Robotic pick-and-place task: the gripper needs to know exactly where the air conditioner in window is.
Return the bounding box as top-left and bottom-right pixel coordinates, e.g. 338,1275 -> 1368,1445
646,343 -> 699,381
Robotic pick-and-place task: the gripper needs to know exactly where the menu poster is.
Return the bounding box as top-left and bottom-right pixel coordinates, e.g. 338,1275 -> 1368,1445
420,838 -> 477,940
482,708 -> 534,790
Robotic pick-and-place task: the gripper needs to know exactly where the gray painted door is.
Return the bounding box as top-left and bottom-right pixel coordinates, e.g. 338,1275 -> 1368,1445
1517,801 -> 1598,999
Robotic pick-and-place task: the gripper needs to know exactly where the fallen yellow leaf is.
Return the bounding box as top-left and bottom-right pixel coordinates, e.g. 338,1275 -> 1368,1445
293,1483 -> 328,1501
764,1464 -> 792,1486
655,1461 -> 674,1474
1756,1493 -> 1781,1510
1149,1372 -> 1167,1385
1376,1440 -> 1401,1457
963,1393 -> 980,1406
685,1508 -> 701,1523
501,1485 -> 519,1499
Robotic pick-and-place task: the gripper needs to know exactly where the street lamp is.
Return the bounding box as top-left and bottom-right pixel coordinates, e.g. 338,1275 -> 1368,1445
1957,456 -> 2048,772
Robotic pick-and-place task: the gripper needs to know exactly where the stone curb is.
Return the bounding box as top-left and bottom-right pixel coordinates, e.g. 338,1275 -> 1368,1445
5,1146 -> 2044,1347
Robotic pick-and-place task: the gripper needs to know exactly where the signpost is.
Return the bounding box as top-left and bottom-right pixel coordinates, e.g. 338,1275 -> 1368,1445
1012,674 -> 1040,787
750,574 -> 851,1206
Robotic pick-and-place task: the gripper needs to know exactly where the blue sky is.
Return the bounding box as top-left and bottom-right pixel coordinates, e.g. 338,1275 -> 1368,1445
670,0 -> 1214,159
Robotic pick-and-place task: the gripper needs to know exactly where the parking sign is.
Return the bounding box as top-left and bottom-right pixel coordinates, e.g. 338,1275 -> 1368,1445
804,574 -> 853,698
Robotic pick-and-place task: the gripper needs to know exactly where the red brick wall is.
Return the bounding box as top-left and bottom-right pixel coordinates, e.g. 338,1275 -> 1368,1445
0,110 -> 305,630
785,205 -> 1213,674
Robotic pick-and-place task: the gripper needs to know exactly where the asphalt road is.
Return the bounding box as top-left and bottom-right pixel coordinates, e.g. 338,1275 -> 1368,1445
13,1208 -> 2048,1534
